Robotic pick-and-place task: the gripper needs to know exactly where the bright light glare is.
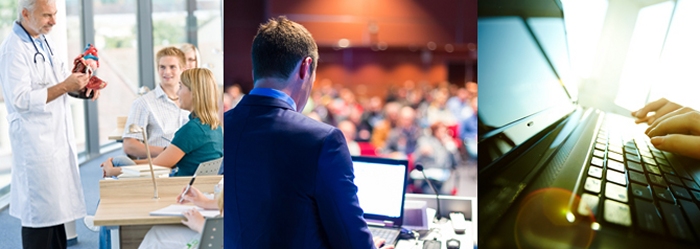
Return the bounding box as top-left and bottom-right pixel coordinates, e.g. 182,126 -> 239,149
338,38 -> 350,48
649,0 -> 700,108
614,1 -> 674,111
591,222 -> 601,231
561,0 -> 608,79
566,211 -> 576,223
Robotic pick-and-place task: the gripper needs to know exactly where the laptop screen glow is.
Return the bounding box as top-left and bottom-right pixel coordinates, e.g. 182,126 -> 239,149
352,161 -> 406,219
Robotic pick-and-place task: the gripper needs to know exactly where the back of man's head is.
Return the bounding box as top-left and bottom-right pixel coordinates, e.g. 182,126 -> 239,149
251,16 -> 318,83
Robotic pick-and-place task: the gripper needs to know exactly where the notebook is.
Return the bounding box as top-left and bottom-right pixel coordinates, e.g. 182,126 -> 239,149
479,0 -> 700,248
149,204 -> 220,218
351,156 -> 409,246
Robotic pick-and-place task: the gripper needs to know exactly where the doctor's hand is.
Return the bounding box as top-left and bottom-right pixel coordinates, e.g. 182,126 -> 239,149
63,73 -> 89,92
85,89 -> 101,101
646,110 -> 700,160
373,237 -> 395,249
100,158 -> 121,177
182,208 -> 206,233
632,98 -> 682,125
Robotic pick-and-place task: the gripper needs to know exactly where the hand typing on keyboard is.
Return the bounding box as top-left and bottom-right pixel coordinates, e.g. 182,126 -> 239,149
645,108 -> 700,160
632,98 -> 682,125
632,98 -> 700,159
632,98 -> 700,160
373,237 -> 395,249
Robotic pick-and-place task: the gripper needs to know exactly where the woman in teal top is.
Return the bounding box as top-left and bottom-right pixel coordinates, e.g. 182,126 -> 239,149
102,68 -> 223,177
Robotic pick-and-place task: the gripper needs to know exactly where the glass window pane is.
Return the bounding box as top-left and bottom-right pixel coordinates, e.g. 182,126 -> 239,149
561,0 -> 608,79
527,17 -> 577,99
196,0 -> 223,85
0,0 -> 19,191
153,0 -> 187,49
614,1 -> 674,111
650,0 -> 700,106
66,0 -> 87,154
94,0 -> 140,146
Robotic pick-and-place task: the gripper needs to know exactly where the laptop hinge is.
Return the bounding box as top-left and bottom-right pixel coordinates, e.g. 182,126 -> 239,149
367,220 -> 394,227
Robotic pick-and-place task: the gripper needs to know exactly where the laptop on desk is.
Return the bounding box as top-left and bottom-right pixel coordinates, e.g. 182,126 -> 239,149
479,1 -> 700,248
352,156 -> 409,246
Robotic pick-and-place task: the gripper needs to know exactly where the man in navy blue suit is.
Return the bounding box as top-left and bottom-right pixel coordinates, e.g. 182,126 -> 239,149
224,16 -> 394,249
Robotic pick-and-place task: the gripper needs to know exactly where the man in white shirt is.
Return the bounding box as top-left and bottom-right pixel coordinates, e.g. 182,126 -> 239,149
122,47 -> 189,158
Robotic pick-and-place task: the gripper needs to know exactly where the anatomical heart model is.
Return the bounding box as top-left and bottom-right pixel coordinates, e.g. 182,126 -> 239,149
68,44 -> 108,99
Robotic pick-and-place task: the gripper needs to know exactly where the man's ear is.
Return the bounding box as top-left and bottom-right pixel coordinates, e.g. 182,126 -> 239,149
298,57 -> 313,80
21,9 -> 29,22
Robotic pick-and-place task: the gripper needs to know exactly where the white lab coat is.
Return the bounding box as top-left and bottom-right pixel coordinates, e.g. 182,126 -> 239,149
0,26 -> 86,227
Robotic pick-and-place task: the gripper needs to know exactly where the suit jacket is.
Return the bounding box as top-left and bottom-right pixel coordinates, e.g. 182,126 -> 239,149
224,94 -> 376,249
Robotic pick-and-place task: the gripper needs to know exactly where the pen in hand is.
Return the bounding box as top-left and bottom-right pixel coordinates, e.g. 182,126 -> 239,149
179,175 -> 197,204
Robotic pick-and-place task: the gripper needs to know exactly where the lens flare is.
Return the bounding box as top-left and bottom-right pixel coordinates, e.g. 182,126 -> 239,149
514,188 -> 596,249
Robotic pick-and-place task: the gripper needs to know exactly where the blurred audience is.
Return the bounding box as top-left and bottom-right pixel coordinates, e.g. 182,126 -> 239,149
360,97 -> 385,136
223,83 -> 244,111
415,121 -> 460,170
370,102 -> 402,150
300,80 -> 479,194
462,96 -> 478,159
424,87 -> 457,127
383,106 -> 422,156
413,121 -> 460,193
338,120 -> 361,156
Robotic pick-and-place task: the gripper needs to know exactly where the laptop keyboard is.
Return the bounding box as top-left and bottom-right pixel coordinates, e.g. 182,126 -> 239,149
368,227 -> 400,246
579,115 -> 700,242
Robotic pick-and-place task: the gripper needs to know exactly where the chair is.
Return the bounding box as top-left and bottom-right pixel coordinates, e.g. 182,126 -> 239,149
195,157 -> 224,176
196,216 -> 223,248
357,142 -> 378,156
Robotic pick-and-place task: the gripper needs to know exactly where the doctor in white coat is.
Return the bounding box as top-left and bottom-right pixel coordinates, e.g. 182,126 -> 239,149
0,0 -> 99,248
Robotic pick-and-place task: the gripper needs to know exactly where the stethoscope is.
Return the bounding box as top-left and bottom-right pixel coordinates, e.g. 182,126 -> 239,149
17,21 -> 55,85
17,21 -> 53,64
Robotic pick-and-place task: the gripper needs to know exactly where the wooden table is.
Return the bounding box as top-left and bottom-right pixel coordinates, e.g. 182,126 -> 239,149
108,116 -> 127,141
94,175 -> 222,249
107,128 -> 124,141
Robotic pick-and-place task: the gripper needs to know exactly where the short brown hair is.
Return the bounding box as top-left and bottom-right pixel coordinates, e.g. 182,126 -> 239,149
251,16 -> 318,82
156,47 -> 186,68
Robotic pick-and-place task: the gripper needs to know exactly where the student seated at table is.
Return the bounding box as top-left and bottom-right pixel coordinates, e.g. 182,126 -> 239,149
103,68 -> 223,177
139,185 -> 223,249
122,47 -> 190,159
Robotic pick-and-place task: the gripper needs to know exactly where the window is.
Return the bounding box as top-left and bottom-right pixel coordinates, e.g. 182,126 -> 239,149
94,0 -> 140,146
152,0 -> 187,50
649,0 -> 700,107
195,0 -> 223,85
614,1 -> 674,111
0,0 -> 17,198
561,0 -> 609,80
66,0 -> 87,153
151,0 -> 224,86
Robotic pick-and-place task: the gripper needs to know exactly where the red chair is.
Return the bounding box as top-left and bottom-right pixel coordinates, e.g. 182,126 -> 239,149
357,142 -> 377,156
447,124 -> 459,139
